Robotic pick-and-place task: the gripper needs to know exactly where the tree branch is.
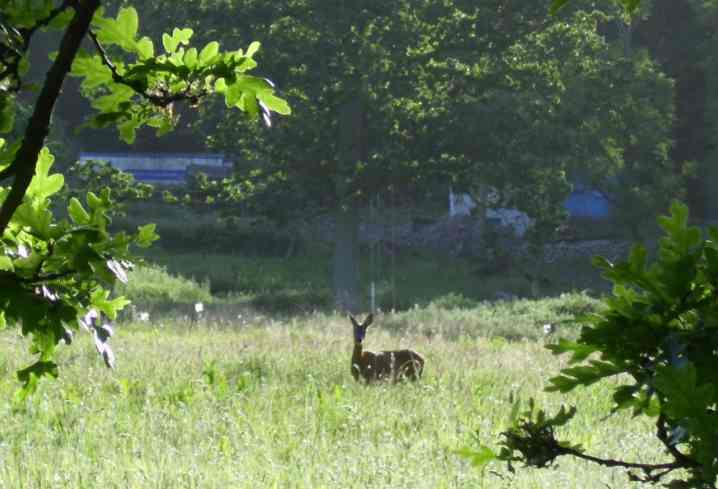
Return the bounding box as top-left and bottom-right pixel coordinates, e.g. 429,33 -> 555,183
0,164 -> 16,182
555,442 -> 695,483
87,29 -> 206,108
19,1 -> 74,40
655,414 -> 696,467
0,0 -> 100,235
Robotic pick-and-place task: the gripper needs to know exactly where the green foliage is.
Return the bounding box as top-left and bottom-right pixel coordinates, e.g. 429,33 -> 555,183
0,143 -> 159,396
63,159 -> 154,216
0,1 -> 289,393
565,50 -> 677,239
114,264 -> 212,305
428,5 -> 674,240
551,0 -> 642,15
71,6 -> 289,144
122,1 -> 675,310
428,292 -> 479,310
475,202 -> 718,487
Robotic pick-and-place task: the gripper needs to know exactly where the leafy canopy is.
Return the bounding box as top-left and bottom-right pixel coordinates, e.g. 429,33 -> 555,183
73,6 -> 290,143
550,0 -> 641,15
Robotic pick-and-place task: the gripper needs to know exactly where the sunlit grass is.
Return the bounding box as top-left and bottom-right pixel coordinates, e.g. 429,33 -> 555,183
0,307 -> 670,489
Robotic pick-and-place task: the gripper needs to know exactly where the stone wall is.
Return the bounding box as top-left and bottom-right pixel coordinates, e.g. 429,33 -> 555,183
310,214 -> 633,263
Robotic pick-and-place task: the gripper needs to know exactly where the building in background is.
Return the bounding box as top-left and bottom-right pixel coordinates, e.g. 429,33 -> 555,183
449,183 -> 612,237
77,152 -> 230,185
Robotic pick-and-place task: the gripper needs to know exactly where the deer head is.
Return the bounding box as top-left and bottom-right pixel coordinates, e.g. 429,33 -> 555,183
350,313 -> 373,344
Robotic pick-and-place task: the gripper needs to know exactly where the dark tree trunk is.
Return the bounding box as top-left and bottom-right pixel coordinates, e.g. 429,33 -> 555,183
333,203 -> 360,313
332,96 -> 367,313
635,0 -> 708,217
0,0 -> 101,234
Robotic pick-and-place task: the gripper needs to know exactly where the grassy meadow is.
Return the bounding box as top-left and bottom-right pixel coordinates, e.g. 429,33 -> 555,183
1,207 -> 672,488
0,297 -> 677,489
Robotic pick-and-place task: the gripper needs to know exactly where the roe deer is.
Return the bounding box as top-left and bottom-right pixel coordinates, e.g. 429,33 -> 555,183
350,314 -> 425,383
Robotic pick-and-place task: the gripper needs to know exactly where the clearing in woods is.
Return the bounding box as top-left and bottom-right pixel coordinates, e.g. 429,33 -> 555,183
0,303 -> 667,489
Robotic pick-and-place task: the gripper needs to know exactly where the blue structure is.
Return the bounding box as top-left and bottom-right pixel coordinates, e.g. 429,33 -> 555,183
564,186 -> 612,219
78,152 -> 228,185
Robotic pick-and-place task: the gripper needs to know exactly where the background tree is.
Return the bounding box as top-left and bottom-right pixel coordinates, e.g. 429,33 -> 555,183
560,0 -> 718,221
455,2 -> 717,487
125,0 -> 674,311
419,1 -> 676,243
179,0 -> 441,312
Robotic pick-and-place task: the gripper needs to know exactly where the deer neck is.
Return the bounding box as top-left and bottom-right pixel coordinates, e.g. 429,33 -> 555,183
352,342 -> 364,363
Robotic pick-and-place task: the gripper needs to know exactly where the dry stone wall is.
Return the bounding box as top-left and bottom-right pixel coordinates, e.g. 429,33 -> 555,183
310,214 -> 633,264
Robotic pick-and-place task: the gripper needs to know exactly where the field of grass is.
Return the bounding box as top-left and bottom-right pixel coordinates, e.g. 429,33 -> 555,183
0,305 -> 675,489
0,204 -> 672,488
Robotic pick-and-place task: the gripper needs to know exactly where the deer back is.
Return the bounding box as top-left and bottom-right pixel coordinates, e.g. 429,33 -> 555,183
353,347 -> 424,383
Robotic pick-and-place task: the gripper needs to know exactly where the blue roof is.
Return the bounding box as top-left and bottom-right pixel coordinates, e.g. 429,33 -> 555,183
564,190 -> 611,219
78,152 -> 225,159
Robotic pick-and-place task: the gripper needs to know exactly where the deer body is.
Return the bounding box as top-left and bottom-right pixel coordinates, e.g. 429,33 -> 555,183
350,314 -> 424,383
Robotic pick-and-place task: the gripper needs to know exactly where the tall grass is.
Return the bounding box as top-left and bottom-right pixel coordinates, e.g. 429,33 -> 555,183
1,307 -> 668,489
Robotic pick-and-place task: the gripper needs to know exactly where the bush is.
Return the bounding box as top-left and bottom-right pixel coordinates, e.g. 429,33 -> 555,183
467,202 -> 718,487
249,288 -> 332,314
115,265 -> 213,306
114,203 -> 295,256
428,292 -> 479,310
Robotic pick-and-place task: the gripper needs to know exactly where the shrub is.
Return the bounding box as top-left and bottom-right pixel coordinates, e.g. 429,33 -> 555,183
429,292 -> 479,310
115,265 -> 212,306
249,288 -> 331,314
464,202 -> 718,487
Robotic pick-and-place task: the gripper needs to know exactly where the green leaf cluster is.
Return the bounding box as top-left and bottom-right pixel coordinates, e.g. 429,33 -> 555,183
551,0 -> 641,15
457,397 -> 580,473
1,140 -> 158,397
71,6 -> 289,143
484,202 -> 718,486
63,159 -> 154,216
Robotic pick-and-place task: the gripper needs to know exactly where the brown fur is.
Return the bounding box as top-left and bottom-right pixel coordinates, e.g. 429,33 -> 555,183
350,314 -> 425,383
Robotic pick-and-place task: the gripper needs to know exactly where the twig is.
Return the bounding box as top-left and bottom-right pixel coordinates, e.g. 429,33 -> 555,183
655,414 -> 696,466
555,443 -> 692,483
559,446 -> 683,471
87,29 -> 206,108
0,164 -> 16,181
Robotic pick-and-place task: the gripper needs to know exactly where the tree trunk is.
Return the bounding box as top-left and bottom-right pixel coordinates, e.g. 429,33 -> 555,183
472,183 -> 490,250
333,204 -> 360,313
332,97 -> 367,313
618,19 -> 633,58
636,0 -> 708,217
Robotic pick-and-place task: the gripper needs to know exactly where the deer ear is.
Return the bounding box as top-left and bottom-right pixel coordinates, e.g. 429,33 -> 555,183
349,315 -> 359,328
363,313 -> 373,327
